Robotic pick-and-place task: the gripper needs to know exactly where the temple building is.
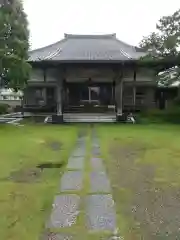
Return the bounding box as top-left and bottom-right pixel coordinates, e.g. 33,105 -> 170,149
25,33 -> 158,123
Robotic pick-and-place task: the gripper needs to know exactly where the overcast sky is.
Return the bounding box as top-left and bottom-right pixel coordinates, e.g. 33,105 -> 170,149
23,0 -> 180,50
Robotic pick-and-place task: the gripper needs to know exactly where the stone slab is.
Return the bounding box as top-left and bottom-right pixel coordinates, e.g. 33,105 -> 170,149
92,141 -> 100,148
92,141 -> 100,145
76,141 -> 85,146
92,140 -> 99,145
86,194 -> 116,231
75,146 -> 86,151
76,137 -> 85,142
72,148 -> 86,157
67,156 -> 84,170
47,194 -> 80,228
43,232 -> 73,240
60,171 -> 83,191
91,158 -> 105,171
90,172 -> 111,193
92,147 -> 101,156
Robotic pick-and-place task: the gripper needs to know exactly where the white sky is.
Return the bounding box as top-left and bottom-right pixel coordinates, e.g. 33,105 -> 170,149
23,0 -> 180,50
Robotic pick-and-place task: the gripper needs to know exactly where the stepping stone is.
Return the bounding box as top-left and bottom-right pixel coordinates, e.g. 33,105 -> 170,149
60,171 -> 83,191
92,141 -> 100,147
91,158 -> 105,171
86,194 -> 116,231
90,172 -> 111,193
67,156 -> 84,170
47,194 -> 80,228
92,147 -> 101,156
77,137 -> 86,143
92,144 -> 100,148
72,149 -> 85,157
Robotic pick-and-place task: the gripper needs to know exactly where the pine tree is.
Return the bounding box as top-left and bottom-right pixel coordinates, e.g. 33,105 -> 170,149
139,9 -> 180,86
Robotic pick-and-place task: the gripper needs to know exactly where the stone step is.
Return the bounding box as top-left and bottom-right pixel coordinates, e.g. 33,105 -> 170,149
0,118 -> 20,123
45,114 -> 117,123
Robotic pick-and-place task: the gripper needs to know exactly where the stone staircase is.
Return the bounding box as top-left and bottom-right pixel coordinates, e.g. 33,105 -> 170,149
0,112 -> 23,124
45,113 -> 117,123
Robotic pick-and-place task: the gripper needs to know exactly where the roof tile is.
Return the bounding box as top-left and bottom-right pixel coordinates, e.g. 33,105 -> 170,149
29,34 -> 146,62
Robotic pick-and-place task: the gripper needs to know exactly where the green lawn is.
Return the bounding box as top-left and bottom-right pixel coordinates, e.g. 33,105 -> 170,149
0,124 -> 78,240
98,124 -> 180,240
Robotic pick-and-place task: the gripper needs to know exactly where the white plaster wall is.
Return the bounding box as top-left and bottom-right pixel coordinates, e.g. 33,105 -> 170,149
28,67 -> 155,84
136,68 -> 155,82
66,67 -> 115,82
123,68 -> 155,82
46,68 -> 58,82
28,68 -> 58,82
29,69 -> 44,82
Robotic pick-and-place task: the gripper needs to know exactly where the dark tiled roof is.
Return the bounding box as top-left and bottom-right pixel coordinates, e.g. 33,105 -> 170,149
29,33 -> 146,62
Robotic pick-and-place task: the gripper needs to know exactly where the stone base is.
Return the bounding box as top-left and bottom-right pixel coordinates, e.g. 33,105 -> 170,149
116,113 -> 127,122
51,114 -> 63,124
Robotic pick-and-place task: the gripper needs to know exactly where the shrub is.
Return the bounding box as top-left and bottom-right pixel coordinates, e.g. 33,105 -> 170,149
139,107 -> 180,124
0,103 -> 10,114
173,96 -> 180,106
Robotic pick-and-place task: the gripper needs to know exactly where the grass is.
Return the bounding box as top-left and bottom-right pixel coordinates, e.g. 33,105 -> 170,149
1,122 -> 180,239
98,124 -> 180,240
0,123 -> 78,240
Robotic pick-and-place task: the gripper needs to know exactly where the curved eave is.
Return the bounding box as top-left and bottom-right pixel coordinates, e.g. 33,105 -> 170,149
28,59 -> 140,68
28,57 -> 180,71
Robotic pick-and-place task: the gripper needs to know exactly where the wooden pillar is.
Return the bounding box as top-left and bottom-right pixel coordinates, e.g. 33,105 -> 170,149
56,81 -> 62,116
52,68 -> 65,124
115,70 -> 123,119
133,70 -> 136,111
56,67 -> 67,117
52,81 -> 63,123
112,80 -> 115,105
42,87 -> 47,104
117,80 -> 123,115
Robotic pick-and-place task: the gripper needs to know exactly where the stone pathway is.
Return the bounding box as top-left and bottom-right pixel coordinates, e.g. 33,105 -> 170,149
44,131 -> 120,240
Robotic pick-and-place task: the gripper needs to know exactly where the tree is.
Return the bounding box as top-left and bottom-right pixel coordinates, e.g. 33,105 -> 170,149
0,0 -> 31,90
139,9 -> 180,86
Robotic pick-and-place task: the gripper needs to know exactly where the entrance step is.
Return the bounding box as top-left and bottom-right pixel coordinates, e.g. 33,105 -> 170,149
64,113 -> 117,123
45,113 -> 117,123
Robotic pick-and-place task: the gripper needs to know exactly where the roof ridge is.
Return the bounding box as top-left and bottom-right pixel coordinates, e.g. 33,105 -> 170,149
64,33 -> 116,39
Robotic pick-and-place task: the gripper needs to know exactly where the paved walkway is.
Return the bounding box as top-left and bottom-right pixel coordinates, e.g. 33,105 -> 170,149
44,130 -> 120,240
